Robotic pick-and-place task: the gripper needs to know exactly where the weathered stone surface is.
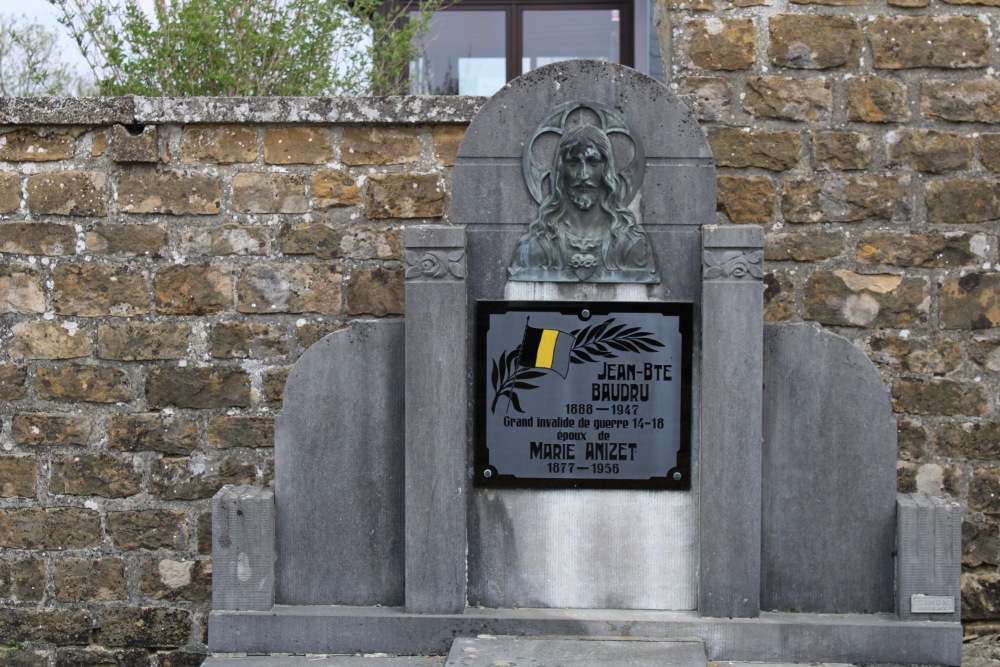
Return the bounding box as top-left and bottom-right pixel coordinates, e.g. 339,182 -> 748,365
937,422 -> 1000,460
813,132 -> 873,170
922,80 -> 1000,123
296,321 -> 345,350
804,269 -> 927,327
155,264 -> 233,315
927,179 -> 1000,224
962,518 -> 998,567
869,16 -> 989,69
347,268 -> 404,316
717,175 -> 775,223
339,227 -> 402,260
764,270 -> 796,321
54,558 -> 127,601
432,125 -> 466,166
765,230 -> 845,262
896,419 -> 927,461
237,264 -> 342,314
0,128 -> 77,161
282,223 -> 400,261
683,18 -> 756,70
970,468 -> 1000,515
107,510 -> 188,550
892,378 -> 987,416
708,127 -> 799,170
141,559 -> 211,601
100,608 -> 191,648
85,223 -> 167,257
769,15 -> 861,69
0,171 -> 21,212
847,77 -> 908,122
857,230 -> 979,268
963,572 -> 1000,620
211,322 -> 287,358
782,175 -> 906,223
869,335 -> 962,374
342,127 -> 421,165
0,263 -> 44,314
207,416 -> 274,449
26,171 -> 107,216
0,507 -> 101,549
312,168 -> 361,207
981,134 -> 1000,172
262,366 -> 290,407
887,130 -> 973,173
0,559 -> 44,602
743,76 -> 831,121
365,173 -> 444,219
98,322 -> 190,360
970,336 -> 1000,371
157,652 -> 208,667
263,127 -> 333,164
146,367 -> 251,409
939,273 -> 1000,330
676,77 -> 730,122
181,124 -> 256,163
109,124 -> 158,163
50,453 -> 142,498
179,225 -> 269,256
9,321 -> 91,359
0,457 -> 36,498
11,413 -> 91,446
54,647 -> 151,667
118,170 -> 221,215
196,511 -> 212,555
0,222 -> 75,255
35,363 -> 131,403
53,263 -> 150,317
232,172 -> 308,214
150,456 -> 256,500
0,609 -> 93,645
0,364 -> 28,400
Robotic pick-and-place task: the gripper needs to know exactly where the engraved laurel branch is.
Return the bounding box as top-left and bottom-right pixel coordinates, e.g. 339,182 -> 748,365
404,250 -> 466,280
703,250 -> 764,281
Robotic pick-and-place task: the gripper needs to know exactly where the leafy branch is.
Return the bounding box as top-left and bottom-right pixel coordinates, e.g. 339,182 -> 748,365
569,318 -> 664,364
489,346 -> 546,414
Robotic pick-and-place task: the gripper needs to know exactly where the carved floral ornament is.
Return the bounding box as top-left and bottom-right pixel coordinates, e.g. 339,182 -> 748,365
404,250 -> 466,281
703,250 -> 764,281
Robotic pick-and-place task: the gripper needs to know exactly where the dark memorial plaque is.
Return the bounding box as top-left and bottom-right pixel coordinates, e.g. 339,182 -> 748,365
476,301 -> 692,489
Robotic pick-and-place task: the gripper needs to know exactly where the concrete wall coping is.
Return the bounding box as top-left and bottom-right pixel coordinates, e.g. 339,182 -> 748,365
0,95 -> 487,126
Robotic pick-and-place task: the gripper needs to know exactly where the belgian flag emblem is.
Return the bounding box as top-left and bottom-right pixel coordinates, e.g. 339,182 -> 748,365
518,324 -> 575,378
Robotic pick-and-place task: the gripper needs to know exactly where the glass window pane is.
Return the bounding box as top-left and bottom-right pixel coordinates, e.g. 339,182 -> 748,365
410,11 -> 506,96
522,9 -> 621,75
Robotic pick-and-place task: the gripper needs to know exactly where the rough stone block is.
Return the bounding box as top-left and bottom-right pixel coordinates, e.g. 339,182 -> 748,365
804,269 -> 927,327
981,134 -> 1000,172
50,454 -> 142,498
707,127 -> 800,171
813,131 -> 873,170
676,77 -> 730,122
118,170 -> 221,215
743,76 -> 831,121
969,468 -> 1000,515
0,457 -> 36,498
237,264 -> 342,314
312,168 -> 361,207
54,557 -> 127,602
8,320 -> 91,360
769,15 -> 861,69
857,230 -> 979,268
181,124 -> 257,163
263,127 -> 333,164
179,224 -> 269,256
926,179 -> 1000,224
682,18 -> 756,70
870,335 -> 962,374
896,494 -> 962,621
0,128 -> 77,161
107,510 -> 188,551
782,175 -> 907,223
347,268 -> 404,316
151,457 -> 257,501
887,129 -> 973,173
207,416 -> 274,449
232,172 -> 308,214
716,175 -> 775,223
0,171 -> 21,212
432,125 -> 466,166
211,322 -> 287,358
962,517 -> 999,567
0,558 -> 45,602
342,127 -> 421,165
0,363 -> 28,400
141,559 -> 212,601
963,571 -> 1000,620
847,77 -> 909,122
936,422 -> 1000,460
11,412 -> 91,446
892,378 -> 987,416
85,223 -> 167,257
870,16 -> 989,69
262,366 -> 290,407
98,322 -> 190,360
100,608 -> 191,648
155,264 -> 233,315
26,171 -> 107,216
0,609 -> 93,645
35,363 -> 131,402
52,263 -> 150,317
109,124 -> 158,162
765,229 -> 845,262
969,335 -> 1000,371
0,222 -> 75,255
365,172 -> 445,219
0,507 -> 101,549
146,367 -> 251,409
762,323 -> 896,613
922,80 -> 1000,123
939,272 -> 1000,329
212,486 -> 274,610
54,647 -> 151,667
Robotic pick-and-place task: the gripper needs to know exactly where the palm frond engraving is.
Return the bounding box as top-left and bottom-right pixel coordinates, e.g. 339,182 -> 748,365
489,345 -> 546,414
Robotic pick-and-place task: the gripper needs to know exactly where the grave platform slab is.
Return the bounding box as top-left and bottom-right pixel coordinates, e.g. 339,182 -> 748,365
446,637 -> 707,667
208,606 -> 961,665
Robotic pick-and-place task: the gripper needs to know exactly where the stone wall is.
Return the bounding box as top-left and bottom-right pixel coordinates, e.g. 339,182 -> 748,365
0,1 -> 998,661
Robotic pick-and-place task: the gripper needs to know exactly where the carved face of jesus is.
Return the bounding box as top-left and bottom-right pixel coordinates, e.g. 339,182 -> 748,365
562,138 -> 607,212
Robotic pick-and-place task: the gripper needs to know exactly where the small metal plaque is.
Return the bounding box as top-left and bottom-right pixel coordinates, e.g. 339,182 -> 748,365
475,301 -> 692,489
910,594 -> 956,614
